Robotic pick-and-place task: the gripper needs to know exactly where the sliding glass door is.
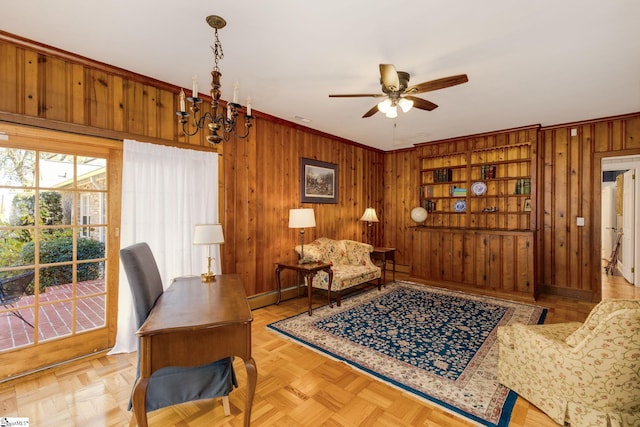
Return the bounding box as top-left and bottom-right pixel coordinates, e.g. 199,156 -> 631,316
0,125 -> 121,378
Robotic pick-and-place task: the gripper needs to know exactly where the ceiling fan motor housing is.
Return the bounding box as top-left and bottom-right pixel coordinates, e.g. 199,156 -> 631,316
381,71 -> 410,95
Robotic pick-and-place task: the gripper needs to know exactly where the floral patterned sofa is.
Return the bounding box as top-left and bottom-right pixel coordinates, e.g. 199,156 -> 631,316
497,299 -> 640,427
295,237 -> 381,306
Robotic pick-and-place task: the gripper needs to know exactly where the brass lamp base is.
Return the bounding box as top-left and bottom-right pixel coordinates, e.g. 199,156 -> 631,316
201,272 -> 216,282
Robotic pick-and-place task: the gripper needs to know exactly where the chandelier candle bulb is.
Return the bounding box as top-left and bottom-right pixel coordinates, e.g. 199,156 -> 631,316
192,75 -> 198,98
179,89 -> 186,112
233,81 -> 239,103
246,97 -> 251,116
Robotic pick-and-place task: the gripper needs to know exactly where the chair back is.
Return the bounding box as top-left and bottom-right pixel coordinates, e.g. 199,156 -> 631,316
0,271 -> 35,304
119,243 -> 164,328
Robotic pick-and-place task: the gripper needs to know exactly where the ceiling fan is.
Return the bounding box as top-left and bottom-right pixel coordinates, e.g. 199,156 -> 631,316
329,64 -> 468,118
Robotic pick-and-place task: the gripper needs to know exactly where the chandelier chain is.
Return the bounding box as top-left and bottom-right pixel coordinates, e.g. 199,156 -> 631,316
211,28 -> 224,72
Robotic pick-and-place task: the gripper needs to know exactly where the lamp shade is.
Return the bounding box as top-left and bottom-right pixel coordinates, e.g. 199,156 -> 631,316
359,208 -> 379,223
288,208 -> 316,229
398,97 -> 414,112
193,223 -> 225,245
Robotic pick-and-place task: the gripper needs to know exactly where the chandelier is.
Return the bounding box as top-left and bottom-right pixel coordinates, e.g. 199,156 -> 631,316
176,15 -> 253,144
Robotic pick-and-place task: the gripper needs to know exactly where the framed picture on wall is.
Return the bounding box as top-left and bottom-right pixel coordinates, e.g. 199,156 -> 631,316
300,158 -> 338,203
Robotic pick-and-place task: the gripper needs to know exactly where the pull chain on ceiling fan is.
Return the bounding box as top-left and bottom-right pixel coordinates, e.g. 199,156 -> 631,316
329,64 -> 468,118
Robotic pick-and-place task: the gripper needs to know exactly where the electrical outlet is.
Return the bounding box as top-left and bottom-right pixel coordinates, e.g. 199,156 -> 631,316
576,217 -> 585,226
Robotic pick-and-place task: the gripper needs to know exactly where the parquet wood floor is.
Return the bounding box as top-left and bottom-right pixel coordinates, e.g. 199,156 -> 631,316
0,272 -> 636,426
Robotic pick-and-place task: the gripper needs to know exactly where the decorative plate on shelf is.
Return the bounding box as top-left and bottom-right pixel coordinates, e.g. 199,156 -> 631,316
471,181 -> 487,196
453,200 -> 466,212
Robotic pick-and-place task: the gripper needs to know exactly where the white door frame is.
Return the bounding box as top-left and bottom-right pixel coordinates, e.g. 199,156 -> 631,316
619,169 -> 635,283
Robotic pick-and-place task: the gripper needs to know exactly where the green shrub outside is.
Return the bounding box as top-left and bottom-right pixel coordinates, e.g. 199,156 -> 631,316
18,237 -> 105,291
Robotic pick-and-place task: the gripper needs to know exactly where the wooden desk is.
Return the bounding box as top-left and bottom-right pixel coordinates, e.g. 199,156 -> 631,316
371,247 -> 396,283
275,261 -> 333,315
133,274 -> 256,427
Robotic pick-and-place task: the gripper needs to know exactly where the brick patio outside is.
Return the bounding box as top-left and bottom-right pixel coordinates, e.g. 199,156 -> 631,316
0,280 -> 106,351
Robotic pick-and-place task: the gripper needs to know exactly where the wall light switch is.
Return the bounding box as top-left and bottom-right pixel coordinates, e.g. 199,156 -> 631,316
571,128 -> 578,137
576,217 -> 585,226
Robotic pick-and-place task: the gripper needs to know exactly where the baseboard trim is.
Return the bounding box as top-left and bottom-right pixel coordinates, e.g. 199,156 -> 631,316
247,286 -> 303,310
538,285 -> 594,301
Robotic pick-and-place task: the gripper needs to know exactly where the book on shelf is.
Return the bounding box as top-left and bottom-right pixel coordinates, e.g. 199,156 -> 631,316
450,186 -> 467,196
421,185 -> 434,198
515,178 -> 531,195
422,199 -> 437,212
433,168 -> 452,182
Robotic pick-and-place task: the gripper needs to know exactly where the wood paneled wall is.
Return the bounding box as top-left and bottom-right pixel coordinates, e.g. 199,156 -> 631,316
0,31 -> 384,299
2,31 -> 640,302
384,115 -> 640,301
221,119 -> 384,296
0,31 -> 214,148
538,114 -> 640,300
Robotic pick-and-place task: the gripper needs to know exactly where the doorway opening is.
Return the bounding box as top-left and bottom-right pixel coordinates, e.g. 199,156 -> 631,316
601,155 -> 639,293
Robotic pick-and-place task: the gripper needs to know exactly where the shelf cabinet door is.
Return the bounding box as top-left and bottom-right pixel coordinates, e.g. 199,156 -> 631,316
411,228 -> 535,296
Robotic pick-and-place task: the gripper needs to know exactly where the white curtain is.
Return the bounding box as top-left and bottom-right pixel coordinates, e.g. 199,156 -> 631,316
109,140 -> 219,354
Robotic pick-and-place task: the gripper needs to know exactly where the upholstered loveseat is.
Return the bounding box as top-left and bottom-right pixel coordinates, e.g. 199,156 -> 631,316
497,299 -> 640,427
295,237 -> 381,305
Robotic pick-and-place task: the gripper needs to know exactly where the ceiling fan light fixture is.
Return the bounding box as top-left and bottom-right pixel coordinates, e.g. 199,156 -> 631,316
385,106 -> 398,118
398,97 -> 414,113
377,99 -> 393,114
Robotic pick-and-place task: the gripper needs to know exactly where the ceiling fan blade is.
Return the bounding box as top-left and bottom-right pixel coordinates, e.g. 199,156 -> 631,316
362,104 -> 379,118
329,93 -> 384,98
379,64 -> 400,92
406,96 -> 438,111
406,74 -> 468,94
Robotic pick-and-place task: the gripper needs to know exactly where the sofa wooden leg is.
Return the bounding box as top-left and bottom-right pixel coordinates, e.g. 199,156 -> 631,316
336,292 -> 342,306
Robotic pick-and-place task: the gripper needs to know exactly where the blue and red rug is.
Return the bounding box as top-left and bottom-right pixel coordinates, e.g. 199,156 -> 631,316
267,281 -> 547,427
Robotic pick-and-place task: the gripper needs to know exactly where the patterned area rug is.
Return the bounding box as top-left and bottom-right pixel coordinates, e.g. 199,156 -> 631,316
267,281 -> 547,427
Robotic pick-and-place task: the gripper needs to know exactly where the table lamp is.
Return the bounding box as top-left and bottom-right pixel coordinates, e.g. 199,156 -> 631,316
360,207 -> 379,244
193,223 -> 224,282
288,208 -> 316,263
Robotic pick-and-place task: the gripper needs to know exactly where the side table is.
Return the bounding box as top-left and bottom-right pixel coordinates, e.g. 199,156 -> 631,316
371,247 -> 396,284
275,261 -> 333,315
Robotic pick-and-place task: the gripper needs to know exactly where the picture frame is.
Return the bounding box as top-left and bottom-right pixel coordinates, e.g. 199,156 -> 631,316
523,198 -> 532,212
300,158 -> 338,203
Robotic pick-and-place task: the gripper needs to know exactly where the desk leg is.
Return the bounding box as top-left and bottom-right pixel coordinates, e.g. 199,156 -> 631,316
131,377 -> 149,427
243,357 -> 257,427
275,266 -> 282,304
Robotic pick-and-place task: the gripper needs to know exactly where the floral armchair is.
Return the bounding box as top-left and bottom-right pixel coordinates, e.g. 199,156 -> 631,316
497,299 -> 640,427
295,237 -> 381,306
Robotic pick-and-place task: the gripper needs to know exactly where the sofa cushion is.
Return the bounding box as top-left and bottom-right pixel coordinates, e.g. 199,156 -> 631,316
312,265 -> 381,291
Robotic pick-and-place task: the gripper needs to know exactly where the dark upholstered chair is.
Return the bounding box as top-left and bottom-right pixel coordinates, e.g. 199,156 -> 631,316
0,270 -> 35,328
119,242 -> 236,415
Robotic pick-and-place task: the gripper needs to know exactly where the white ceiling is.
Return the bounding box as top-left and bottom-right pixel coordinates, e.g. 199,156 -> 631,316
2,1 -> 639,151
